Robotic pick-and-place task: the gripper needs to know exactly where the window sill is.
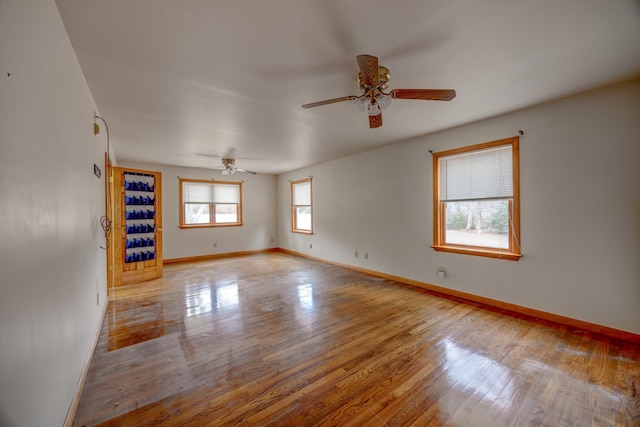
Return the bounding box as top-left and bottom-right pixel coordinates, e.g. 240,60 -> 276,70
180,223 -> 243,229
291,230 -> 313,235
431,245 -> 522,261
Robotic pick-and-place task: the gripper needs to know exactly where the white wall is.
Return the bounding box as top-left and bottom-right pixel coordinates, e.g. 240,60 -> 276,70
278,80 -> 640,335
118,162 -> 278,260
0,1 -> 109,426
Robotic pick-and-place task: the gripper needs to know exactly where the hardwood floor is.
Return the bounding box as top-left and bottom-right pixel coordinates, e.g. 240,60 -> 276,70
74,252 -> 640,426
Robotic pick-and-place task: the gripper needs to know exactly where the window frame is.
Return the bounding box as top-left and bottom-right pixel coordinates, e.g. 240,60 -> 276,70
179,178 -> 243,229
291,177 -> 313,234
432,136 -> 522,261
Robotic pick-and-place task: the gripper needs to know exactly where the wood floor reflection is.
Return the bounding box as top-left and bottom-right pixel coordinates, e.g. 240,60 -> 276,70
74,252 -> 640,426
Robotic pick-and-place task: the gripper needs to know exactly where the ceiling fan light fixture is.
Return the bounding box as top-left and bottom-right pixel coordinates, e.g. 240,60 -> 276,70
377,93 -> 392,110
353,96 -> 369,111
221,158 -> 237,175
368,101 -> 381,116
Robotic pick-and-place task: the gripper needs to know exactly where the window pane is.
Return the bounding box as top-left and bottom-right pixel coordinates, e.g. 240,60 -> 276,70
440,146 -> 512,201
293,181 -> 311,205
445,200 -> 510,249
215,204 -> 238,223
295,206 -> 312,230
212,184 -> 239,204
183,182 -> 214,203
185,203 -> 210,224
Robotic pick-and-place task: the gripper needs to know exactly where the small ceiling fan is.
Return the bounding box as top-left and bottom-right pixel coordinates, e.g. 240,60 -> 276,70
197,151 -> 257,175
219,158 -> 257,175
302,54 -> 456,128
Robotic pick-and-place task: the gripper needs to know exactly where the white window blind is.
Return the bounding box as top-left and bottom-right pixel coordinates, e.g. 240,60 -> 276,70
293,181 -> 311,205
183,182 -> 240,204
439,145 -> 513,202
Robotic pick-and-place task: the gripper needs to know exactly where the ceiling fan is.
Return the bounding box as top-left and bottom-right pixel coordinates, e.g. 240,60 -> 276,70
197,150 -> 257,175
302,54 -> 456,128
219,158 -> 257,175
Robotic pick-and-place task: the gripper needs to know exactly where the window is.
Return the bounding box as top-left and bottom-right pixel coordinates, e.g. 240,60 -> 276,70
180,178 -> 242,228
291,178 -> 312,233
432,136 -> 521,260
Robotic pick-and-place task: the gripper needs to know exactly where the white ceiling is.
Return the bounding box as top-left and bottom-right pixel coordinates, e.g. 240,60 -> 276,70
55,0 -> 640,175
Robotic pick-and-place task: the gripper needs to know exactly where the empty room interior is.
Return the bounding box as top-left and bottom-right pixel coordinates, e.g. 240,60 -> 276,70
2,1 -> 640,426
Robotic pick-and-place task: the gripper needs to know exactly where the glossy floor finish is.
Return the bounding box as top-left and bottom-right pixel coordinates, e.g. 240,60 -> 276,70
74,253 -> 640,426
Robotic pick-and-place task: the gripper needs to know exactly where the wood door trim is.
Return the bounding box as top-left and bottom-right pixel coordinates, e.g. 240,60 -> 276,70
105,153 -> 114,295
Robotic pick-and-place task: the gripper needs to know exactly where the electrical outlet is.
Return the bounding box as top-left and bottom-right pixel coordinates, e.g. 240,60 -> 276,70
309,243 -> 312,249
213,242 -> 217,248
438,267 -> 446,279
270,237 -> 274,243
364,253 -> 368,260
355,251 -> 358,258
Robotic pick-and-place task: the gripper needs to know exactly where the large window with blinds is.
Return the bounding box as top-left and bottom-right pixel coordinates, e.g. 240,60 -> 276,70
432,136 -> 521,260
179,178 -> 242,228
291,178 -> 312,233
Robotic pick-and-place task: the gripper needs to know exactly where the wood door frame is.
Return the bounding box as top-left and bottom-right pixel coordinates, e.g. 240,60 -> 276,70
105,152 -> 114,295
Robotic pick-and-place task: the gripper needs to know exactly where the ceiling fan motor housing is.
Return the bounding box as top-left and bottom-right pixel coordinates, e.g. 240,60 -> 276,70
357,66 -> 390,90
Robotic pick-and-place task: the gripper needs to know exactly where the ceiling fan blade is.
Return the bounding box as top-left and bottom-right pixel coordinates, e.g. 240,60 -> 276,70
236,168 -> 257,175
391,89 -> 456,101
302,96 -> 356,109
369,113 -> 383,128
357,55 -> 379,86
